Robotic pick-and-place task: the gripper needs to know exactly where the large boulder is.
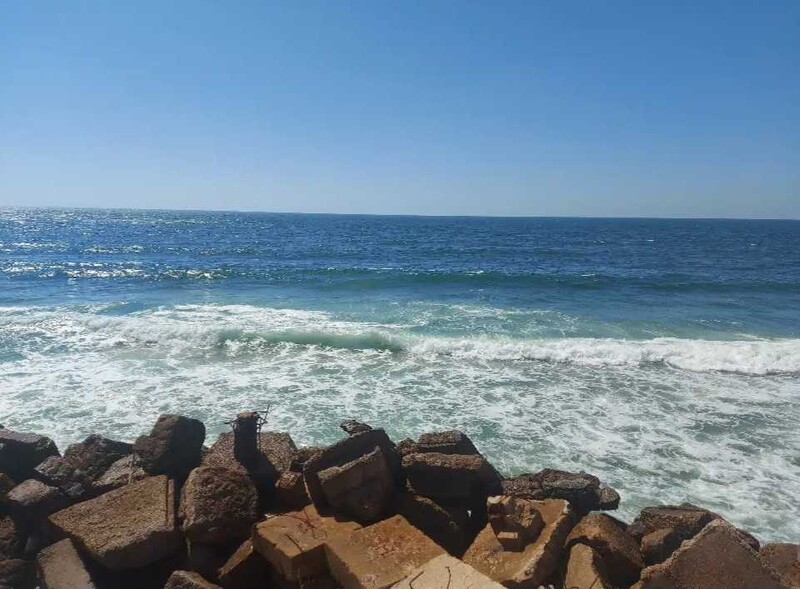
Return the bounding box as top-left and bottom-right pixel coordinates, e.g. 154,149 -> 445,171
0,516 -> 23,560
217,539 -> 270,589
502,469 -> 619,513
181,467 -> 258,545
628,504 -> 715,543
274,471 -> 310,510
133,415 -> 205,479
63,435 -> 132,482
93,455 -> 147,494
416,430 -> 479,455
393,492 -> 470,557
636,520 -> 785,589
0,429 -> 59,483
641,527 -> 683,566
6,480 -> 68,524
760,543 -> 800,589
34,456 -> 92,501
36,538 -> 97,589
402,452 -> 501,501
565,543 -> 611,589
48,475 -> 180,570
392,553 -> 505,589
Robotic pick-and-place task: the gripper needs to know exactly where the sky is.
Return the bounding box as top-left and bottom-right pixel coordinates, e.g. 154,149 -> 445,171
1,1 -> 798,218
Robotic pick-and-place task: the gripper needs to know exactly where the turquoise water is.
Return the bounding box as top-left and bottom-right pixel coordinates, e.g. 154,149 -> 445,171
1,208 -> 799,539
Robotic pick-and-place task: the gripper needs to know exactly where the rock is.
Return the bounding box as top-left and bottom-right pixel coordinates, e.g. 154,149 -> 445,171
564,543 -> 611,589
416,430 -> 479,455
181,467 -> 258,545
402,452 -> 500,501
252,504 -> 362,583
133,415 -> 205,479
565,513 -> 644,589
274,471 -> 310,510
628,504 -> 715,542
462,499 -> 575,588
502,469 -> 620,513
760,543 -> 800,589
36,538 -> 97,589
48,475 -> 180,570
217,540 -> 270,589
318,446 -> 394,524
0,559 -> 35,589
325,514 -> 446,589
164,570 -> 222,589
33,457 -> 91,501
184,541 -> 229,583
636,520 -> 785,589
0,473 -> 14,502
289,446 -> 324,473
391,553 -> 505,589
259,432 -> 298,476
641,527 -> 683,566
500,473 -> 544,500
340,420 -> 373,436
6,480 -> 68,524
0,517 -> 22,560
303,429 -> 402,508
93,455 -> 147,494
63,435 -> 132,482
393,492 -> 469,557
0,429 -> 59,483
486,495 -> 544,551
598,487 -> 621,510
395,439 -> 419,458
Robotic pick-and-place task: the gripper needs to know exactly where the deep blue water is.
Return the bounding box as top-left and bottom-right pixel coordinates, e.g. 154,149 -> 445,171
1,208 -> 799,539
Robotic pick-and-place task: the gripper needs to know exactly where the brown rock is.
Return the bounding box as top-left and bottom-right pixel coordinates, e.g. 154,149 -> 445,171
0,517 -> 22,560
393,492 -> 469,557
462,498 -> 575,588
502,469 -> 620,513
325,514 -> 446,589
252,504 -> 361,583
637,520 -> 785,589
395,439 -> 419,458
217,540 -> 270,589
0,559 -> 35,589
416,430 -> 479,455
500,473 -> 545,500
164,570 -> 221,589
274,471 -> 310,510
36,538 -> 96,589
181,467 -> 258,545
391,553 -> 505,589
565,513 -> 643,589
564,543 -> 610,589
0,429 -> 59,483
48,475 -> 180,570
402,452 -> 500,501
318,446 -> 394,524
598,487 -> 621,510
260,432 -> 298,476
133,415 -> 205,479
339,420 -> 372,436
761,543 -> 800,589
34,457 -> 91,501
63,435 -> 132,482
93,455 -> 147,494
641,527 -> 683,566
627,504 -> 714,542
184,541 -> 229,583
6,480 -> 68,523
289,446 -> 324,473
486,495 -> 544,551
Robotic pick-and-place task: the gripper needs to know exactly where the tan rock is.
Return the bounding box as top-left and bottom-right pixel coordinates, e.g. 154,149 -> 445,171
36,538 -> 96,589
487,495 -> 544,551
640,527 -> 682,566
565,513 -> 643,588
325,514 -> 446,589
391,553 -> 504,589
761,543 -> 800,588
564,543 -> 610,589
164,570 -> 221,589
252,504 -> 361,582
462,498 -> 574,589
637,520 -> 785,589
217,539 -> 270,589
318,446 -> 393,524
48,475 -> 180,570
628,504 -> 714,542
393,492 -> 469,557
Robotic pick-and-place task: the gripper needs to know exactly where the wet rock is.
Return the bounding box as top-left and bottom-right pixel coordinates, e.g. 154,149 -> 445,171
598,487 -> 621,511
252,504 -> 362,583
63,435 -> 132,482
318,446 -> 394,524
164,570 -> 222,589
636,520 -> 785,589
33,457 -> 91,501
274,471 -> 310,510
641,527 -> 683,566
486,495 -> 545,551
217,540 -> 270,589
0,429 -> 59,483
502,469 -> 620,513
462,499 -> 575,588
565,543 -> 611,589
339,420 -> 372,436
6,480 -> 68,524
0,517 -> 22,560
393,492 -> 469,557
133,415 -> 205,479
36,538 -> 97,589
181,467 -> 259,545
392,553 -> 505,589
760,543 -> 800,589
402,452 -> 501,501
565,513 -> 644,589
325,514 -> 446,589
48,475 -> 180,570
93,455 -> 147,494
416,430 -> 479,455
303,429 -> 402,508
0,559 -> 35,589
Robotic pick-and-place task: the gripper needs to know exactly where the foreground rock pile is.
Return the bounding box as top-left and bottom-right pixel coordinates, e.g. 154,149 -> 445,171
0,416 -> 798,589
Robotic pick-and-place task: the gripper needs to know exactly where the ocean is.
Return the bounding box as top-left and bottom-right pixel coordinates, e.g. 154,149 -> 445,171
1,208 -> 798,540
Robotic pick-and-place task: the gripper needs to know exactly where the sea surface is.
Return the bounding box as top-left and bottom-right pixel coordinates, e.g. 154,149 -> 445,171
1,208 -> 799,539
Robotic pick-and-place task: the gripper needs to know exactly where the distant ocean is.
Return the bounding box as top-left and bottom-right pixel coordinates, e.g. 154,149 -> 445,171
1,208 -> 799,539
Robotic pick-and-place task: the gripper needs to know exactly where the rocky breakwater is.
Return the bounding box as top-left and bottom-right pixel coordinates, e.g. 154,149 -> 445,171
0,416 -> 798,589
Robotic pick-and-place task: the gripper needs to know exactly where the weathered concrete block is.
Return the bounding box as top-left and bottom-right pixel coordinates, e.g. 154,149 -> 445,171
462,498 -> 575,589
133,415 -> 205,479
565,543 -> 610,589
0,516 -> 22,560
641,527 -> 683,566
217,539 -> 270,589
402,452 -> 500,501
628,503 -> 714,542
393,492 -> 469,557
181,467 -> 259,545
502,469 -> 621,513
636,520 -> 785,589
325,514 -> 446,589
391,553 -> 504,589
416,430 -> 479,455
318,446 -> 393,524
164,570 -> 222,589
487,495 -> 544,551
565,513 -> 643,589
274,471 -> 310,510
0,429 -> 59,483
6,480 -> 68,524
63,435 -> 132,482
252,504 -> 361,583
36,538 -> 96,589
761,543 -> 800,589
49,475 -> 180,570
93,455 -> 147,494
34,457 -> 91,501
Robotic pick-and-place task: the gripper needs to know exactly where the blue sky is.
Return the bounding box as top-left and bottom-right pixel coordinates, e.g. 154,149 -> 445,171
1,1 -> 798,218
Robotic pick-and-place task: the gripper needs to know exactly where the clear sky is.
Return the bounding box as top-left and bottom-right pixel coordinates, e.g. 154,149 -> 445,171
1,1 -> 798,218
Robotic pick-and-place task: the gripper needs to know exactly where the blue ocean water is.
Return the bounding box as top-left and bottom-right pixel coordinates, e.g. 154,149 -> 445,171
1,208 -> 799,539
